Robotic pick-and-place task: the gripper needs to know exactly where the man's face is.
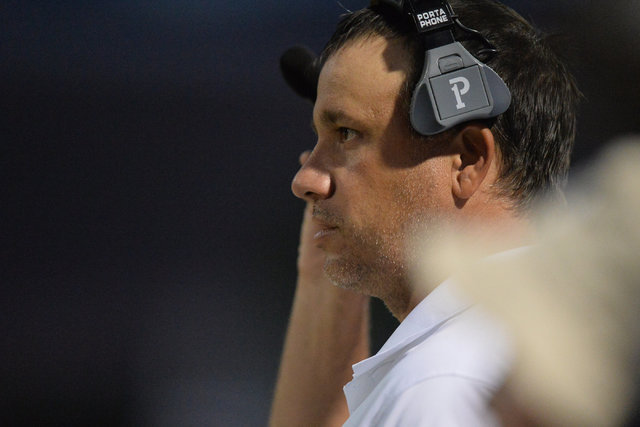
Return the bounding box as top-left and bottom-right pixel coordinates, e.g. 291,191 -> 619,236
291,36 -> 453,306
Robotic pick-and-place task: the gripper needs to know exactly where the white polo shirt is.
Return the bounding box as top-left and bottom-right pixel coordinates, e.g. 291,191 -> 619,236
343,279 -> 513,426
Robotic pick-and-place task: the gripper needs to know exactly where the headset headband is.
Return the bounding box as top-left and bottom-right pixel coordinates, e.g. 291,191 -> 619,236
372,0 -> 511,135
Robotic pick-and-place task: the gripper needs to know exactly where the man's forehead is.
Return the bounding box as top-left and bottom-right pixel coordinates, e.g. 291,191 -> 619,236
315,36 -> 410,121
321,36 -> 411,80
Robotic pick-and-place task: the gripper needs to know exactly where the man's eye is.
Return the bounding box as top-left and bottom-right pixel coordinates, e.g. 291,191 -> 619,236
339,127 -> 358,143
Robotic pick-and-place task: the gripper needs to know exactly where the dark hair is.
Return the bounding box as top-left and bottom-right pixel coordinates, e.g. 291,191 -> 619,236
319,0 -> 580,211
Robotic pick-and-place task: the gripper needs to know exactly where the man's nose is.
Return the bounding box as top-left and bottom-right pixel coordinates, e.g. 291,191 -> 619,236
291,152 -> 333,202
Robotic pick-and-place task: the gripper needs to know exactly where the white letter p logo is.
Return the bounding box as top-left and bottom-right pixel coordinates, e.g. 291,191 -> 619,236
449,77 -> 470,110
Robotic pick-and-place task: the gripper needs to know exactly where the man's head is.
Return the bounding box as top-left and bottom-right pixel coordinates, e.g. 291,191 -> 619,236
290,1 -> 579,317
319,0 -> 580,210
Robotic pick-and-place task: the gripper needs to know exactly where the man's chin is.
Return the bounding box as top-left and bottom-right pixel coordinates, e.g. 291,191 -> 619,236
323,257 -> 367,292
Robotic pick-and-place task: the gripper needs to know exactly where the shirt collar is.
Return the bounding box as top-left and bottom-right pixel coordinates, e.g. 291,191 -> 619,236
351,278 -> 471,376
350,246 -> 530,377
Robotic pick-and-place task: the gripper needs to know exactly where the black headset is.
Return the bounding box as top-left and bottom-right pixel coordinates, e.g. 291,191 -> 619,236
373,0 -> 511,135
280,0 -> 511,136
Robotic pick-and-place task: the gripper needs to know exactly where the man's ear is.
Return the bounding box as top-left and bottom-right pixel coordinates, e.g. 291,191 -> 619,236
450,124 -> 496,202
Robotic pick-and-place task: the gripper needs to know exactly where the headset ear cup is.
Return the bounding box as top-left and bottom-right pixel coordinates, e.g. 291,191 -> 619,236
409,43 -> 511,136
411,81 -> 445,136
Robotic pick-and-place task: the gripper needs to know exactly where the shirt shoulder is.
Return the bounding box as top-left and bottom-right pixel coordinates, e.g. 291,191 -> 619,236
387,306 -> 512,388
371,375 -> 501,426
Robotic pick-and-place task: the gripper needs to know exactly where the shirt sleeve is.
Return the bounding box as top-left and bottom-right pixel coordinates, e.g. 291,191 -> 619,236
371,375 -> 501,427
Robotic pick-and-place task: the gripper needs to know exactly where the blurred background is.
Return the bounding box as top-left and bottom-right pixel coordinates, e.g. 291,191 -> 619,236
1,0 -> 638,425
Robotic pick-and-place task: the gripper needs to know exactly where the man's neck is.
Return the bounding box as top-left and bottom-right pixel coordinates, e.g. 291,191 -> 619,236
398,211 -> 534,322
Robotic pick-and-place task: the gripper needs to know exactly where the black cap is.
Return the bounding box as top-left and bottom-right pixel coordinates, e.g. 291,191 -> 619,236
279,45 -> 320,102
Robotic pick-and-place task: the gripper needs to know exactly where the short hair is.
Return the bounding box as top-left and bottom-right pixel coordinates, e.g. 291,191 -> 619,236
319,0 -> 580,211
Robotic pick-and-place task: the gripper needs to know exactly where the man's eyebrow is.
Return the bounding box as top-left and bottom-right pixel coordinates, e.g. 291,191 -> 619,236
323,109 -> 354,126
311,109 -> 365,133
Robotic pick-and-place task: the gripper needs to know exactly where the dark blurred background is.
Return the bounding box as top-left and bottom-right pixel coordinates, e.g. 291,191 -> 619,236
1,1 -> 638,425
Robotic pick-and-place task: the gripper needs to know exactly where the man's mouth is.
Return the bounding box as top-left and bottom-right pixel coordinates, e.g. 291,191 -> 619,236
312,206 -> 341,242
313,226 -> 338,241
